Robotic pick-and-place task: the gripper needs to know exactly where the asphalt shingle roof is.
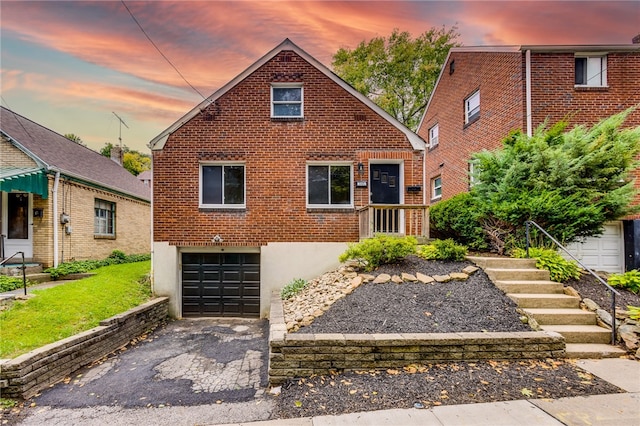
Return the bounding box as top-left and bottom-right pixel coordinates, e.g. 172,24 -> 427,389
1,106 -> 150,201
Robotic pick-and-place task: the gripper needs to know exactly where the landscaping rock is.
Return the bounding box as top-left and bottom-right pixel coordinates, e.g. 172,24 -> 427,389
401,272 -> 417,282
433,274 -> 451,283
462,265 -> 479,275
583,298 -> 599,311
391,275 -> 404,284
416,272 -> 434,284
450,272 -> 469,280
564,286 -> 581,298
373,274 -> 391,284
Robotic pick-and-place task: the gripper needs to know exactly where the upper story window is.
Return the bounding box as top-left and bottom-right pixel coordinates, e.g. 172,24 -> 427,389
431,176 -> 442,200
271,84 -> 303,118
468,161 -> 478,188
464,90 -> 480,124
428,123 -> 439,149
575,55 -> 607,87
307,163 -> 352,208
200,163 -> 245,208
95,199 -> 115,237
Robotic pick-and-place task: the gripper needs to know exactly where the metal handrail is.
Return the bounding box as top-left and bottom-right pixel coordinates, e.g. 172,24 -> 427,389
525,220 -> 620,345
0,251 -> 27,296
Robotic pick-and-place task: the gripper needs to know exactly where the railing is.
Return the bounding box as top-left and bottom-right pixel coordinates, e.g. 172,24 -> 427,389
358,204 -> 429,240
0,234 -> 5,261
0,251 -> 27,296
525,220 -> 620,345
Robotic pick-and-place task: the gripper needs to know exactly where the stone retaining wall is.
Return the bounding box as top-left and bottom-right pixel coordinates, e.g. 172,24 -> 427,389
0,297 -> 168,399
269,293 -> 565,385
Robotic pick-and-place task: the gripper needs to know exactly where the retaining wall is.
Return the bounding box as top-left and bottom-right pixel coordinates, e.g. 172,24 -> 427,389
269,293 -> 565,385
0,297 -> 168,399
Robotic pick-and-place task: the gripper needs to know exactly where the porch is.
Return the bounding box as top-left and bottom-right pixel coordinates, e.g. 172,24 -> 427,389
357,204 -> 429,240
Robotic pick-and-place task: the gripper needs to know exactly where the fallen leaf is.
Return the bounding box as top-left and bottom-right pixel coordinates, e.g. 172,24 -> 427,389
294,401 -> 302,408
480,380 -> 489,385
349,390 -> 357,395
386,369 -> 400,375
521,388 -> 534,397
424,311 -> 432,316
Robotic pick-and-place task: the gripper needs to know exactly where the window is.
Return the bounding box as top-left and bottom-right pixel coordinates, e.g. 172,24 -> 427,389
431,176 -> 442,200
428,123 -> 439,148
200,163 -> 245,208
307,163 -> 352,208
465,90 -> 480,124
271,84 -> 303,118
575,55 -> 607,87
95,199 -> 115,236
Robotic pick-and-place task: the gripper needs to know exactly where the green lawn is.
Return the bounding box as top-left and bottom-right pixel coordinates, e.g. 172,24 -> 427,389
0,261 -> 151,359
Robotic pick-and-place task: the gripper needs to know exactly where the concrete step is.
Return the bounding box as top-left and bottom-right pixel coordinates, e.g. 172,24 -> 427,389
541,324 -> 612,344
467,256 -> 537,270
495,280 -> 564,294
485,268 -> 550,281
523,308 -> 597,325
508,293 -> 580,308
564,343 -> 628,359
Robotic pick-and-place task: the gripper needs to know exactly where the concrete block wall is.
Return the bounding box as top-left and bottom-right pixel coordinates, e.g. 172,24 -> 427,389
268,293 -> 565,385
0,297 -> 168,399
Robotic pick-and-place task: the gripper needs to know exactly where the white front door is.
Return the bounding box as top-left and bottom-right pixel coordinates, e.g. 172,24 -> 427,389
1,192 -> 33,259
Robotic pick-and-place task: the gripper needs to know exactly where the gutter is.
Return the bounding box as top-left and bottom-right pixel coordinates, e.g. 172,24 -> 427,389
52,170 -> 60,267
525,50 -> 532,137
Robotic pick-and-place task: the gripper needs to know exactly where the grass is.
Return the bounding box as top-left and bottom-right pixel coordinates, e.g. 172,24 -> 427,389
0,261 -> 151,359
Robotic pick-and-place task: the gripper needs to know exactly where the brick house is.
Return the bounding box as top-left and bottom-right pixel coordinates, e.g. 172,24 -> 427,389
417,43 -> 640,273
1,107 -> 151,267
150,39 -> 426,318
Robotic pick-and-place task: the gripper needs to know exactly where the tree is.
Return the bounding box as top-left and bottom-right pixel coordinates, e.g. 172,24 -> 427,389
470,107 -> 640,252
100,142 -> 151,176
64,133 -> 86,146
332,27 -> 460,131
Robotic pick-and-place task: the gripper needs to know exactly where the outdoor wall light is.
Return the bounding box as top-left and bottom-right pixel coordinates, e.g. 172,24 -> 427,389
212,235 -> 224,243
357,162 -> 364,177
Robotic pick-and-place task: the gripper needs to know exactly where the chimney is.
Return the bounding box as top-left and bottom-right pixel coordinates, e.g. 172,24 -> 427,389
110,145 -> 123,165
633,34 -> 640,44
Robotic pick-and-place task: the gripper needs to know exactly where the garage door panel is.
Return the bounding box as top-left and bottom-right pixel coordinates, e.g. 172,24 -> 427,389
563,223 -> 623,273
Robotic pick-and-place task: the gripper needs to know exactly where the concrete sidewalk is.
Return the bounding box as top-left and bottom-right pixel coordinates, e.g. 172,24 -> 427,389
219,358 -> 640,426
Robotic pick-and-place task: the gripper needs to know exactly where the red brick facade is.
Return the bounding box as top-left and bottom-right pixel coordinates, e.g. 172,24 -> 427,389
419,46 -> 640,219
153,47 -> 424,247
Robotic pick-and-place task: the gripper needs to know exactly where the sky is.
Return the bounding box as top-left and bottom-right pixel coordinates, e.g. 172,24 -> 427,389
1,1 -> 639,153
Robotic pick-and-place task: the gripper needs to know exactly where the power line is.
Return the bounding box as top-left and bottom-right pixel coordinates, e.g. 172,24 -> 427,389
120,0 -> 206,100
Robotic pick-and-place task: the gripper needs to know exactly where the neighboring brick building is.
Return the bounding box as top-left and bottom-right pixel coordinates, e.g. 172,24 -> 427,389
150,39 -> 426,318
418,43 -> 640,272
1,107 -> 151,267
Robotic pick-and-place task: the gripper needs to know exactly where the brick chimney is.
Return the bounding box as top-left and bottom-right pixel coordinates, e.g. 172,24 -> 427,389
633,34 -> 640,44
110,145 -> 123,165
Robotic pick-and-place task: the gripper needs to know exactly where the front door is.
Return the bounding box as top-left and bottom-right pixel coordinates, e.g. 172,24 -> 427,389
370,164 -> 400,233
2,192 -> 33,259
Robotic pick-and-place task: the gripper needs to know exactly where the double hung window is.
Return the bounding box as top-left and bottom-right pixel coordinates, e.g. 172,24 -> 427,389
428,124 -> 439,148
432,176 -> 442,200
575,55 -> 607,87
465,90 -> 480,124
200,163 -> 245,208
94,199 -> 115,236
271,84 -> 303,118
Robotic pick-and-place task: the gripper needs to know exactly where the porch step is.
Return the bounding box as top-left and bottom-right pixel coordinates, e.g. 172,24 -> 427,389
522,308 -> 597,325
495,280 -> 564,294
467,256 -> 537,270
564,343 -> 628,359
508,293 -> 580,308
485,268 -> 550,281
541,325 -> 612,344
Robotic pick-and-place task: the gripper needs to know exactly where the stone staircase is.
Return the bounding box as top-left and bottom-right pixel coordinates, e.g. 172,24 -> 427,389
468,256 -> 626,359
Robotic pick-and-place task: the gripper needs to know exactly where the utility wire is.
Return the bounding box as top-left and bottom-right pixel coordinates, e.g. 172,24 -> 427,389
120,0 -> 206,100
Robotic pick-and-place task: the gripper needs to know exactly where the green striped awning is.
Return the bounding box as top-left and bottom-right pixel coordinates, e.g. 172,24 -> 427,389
0,168 -> 48,199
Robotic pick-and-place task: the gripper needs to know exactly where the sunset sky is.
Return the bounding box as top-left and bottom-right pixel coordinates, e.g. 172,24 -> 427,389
1,1 -> 638,153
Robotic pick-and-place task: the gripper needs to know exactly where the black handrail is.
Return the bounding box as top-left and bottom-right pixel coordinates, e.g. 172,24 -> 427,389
525,220 -> 620,345
0,251 -> 27,296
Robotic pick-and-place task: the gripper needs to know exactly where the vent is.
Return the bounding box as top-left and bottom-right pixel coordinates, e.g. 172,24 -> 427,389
354,113 -> 367,121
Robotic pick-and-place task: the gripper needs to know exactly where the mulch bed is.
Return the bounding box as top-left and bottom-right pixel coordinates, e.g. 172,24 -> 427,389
274,255 -> 636,419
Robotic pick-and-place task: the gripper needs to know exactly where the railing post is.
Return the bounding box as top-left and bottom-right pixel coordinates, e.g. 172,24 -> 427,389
20,251 -> 27,296
611,291 -> 617,345
525,221 -> 530,258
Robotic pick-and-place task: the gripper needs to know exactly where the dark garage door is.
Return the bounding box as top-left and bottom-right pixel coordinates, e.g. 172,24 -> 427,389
182,253 -> 260,317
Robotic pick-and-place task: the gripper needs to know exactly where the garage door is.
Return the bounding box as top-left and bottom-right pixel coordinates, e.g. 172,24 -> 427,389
564,222 -> 623,273
181,253 -> 260,317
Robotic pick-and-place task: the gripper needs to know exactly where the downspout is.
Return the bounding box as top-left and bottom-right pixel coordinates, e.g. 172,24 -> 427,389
52,170 -> 60,267
525,49 -> 532,137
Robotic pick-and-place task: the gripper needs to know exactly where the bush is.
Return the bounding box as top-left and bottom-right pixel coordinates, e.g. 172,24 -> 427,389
0,275 -> 32,293
45,251 -> 151,280
429,193 -> 487,250
608,270 -> 640,294
511,247 -> 581,283
281,278 -> 308,300
417,239 -> 467,261
627,306 -> 640,321
338,235 -> 417,271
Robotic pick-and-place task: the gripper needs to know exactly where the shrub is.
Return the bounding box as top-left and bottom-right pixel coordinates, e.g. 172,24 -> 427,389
45,252 -> 151,280
338,235 -> 417,271
429,192 -> 487,250
0,275 -> 32,293
608,270 -> 640,294
627,306 -> 640,321
418,239 -> 467,261
511,247 -> 581,283
281,278 -> 308,300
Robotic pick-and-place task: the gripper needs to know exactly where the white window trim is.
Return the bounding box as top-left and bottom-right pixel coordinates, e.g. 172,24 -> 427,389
574,54 -> 607,88
306,161 -> 354,209
465,90 -> 480,124
429,123 -> 439,148
199,162 -> 246,209
431,176 -> 442,200
94,199 -> 115,236
271,83 -> 304,118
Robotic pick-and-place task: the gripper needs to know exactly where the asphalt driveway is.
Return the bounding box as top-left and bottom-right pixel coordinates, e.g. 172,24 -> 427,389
13,318 -> 275,425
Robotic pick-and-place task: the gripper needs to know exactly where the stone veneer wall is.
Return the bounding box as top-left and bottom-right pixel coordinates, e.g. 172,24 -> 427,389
0,297 -> 168,399
268,292 -> 565,385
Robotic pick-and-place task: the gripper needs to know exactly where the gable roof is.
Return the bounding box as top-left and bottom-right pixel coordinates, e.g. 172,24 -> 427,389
149,38 -> 425,151
1,106 -> 150,201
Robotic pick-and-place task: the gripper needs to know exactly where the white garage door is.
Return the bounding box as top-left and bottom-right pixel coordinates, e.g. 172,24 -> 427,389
564,222 -> 624,273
